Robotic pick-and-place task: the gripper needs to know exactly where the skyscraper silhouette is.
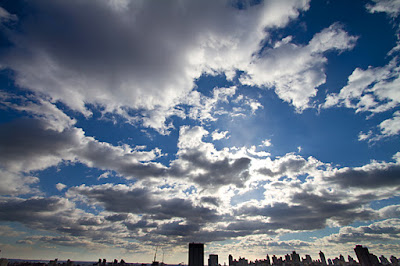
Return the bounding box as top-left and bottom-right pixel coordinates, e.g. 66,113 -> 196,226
208,254 -> 218,266
189,243 -> 204,266
354,245 -> 373,266
319,251 -> 327,265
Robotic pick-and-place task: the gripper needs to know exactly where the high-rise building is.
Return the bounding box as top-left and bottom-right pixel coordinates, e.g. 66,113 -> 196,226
380,255 -> 389,265
291,251 -> 300,264
319,251 -> 327,265
229,255 -> 233,266
354,245 -> 373,266
189,243 -> 204,266
209,254 -> 218,266
266,255 -> 270,266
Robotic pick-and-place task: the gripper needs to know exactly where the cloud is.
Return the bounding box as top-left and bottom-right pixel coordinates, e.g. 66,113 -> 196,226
0,93 -> 76,132
0,6 -> 17,22
324,160 -> 400,190
212,130 -> 230,141
0,0 -> 310,132
170,126 -> 252,188
0,169 -> 39,196
322,7 -> 400,140
0,118 -> 165,177
68,184 -> 219,225
323,59 -> 400,114
366,0 -> 400,18
378,110 -> 400,137
56,183 -> 67,191
322,218 -> 400,243
257,153 -> 322,179
240,23 -> 357,111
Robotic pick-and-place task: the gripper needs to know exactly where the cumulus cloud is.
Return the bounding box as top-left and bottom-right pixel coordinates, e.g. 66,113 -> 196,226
0,6 -> 17,22
68,184 -> 219,224
240,23 -> 357,111
366,0 -> 400,18
212,130 -> 230,141
322,218 -> 400,243
323,3 -> 400,140
0,118 -> 165,177
56,183 -> 67,191
170,126 -> 252,188
323,160 -> 400,190
0,169 -> 39,196
0,0 -> 310,132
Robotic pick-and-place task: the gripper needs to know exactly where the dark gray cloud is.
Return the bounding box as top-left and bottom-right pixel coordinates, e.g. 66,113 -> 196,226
0,117 -> 166,179
323,218 -> 400,243
174,151 -> 251,188
325,163 -> 400,189
0,0 -> 311,132
0,119 -> 80,172
0,118 -> 252,190
69,184 -> 219,224
235,188 -> 378,232
201,196 -> 220,207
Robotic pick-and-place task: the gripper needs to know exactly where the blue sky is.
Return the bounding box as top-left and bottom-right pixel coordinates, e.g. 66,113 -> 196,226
0,0 -> 400,264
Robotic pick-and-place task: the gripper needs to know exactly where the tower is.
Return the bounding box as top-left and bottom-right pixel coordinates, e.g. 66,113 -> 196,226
189,243 -> 204,266
319,251 -> 327,265
354,245 -> 372,266
209,254 -> 218,266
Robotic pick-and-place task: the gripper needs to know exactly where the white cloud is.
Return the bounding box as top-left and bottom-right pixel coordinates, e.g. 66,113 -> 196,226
0,92 -> 77,132
0,0 -> 310,132
0,6 -> 17,22
323,2 -> 400,141
240,23 -> 357,111
324,58 -> 400,140
366,0 -> 400,18
323,60 -> 399,113
0,169 -> 39,196
260,139 -> 272,147
379,110 -> 400,137
56,183 -> 67,191
212,130 -> 230,141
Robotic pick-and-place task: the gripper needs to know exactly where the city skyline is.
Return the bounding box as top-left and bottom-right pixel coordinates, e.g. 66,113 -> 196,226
0,0 -> 400,263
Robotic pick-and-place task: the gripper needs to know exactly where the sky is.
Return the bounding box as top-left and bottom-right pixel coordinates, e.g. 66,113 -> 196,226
0,0 -> 400,264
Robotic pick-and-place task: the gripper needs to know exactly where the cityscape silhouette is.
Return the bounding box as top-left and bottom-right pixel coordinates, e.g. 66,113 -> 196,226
2,244 -> 399,266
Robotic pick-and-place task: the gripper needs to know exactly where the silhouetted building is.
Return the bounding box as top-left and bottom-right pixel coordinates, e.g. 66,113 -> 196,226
266,255 -> 270,266
348,255 -> 356,265
380,255 -> 389,265
209,254 -> 218,266
320,251 -> 327,265
354,245 -> 373,266
291,251 -> 300,264
390,256 -> 399,266
303,255 -> 312,264
238,257 -> 248,266
229,255 -> 233,266
189,243 -> 204,266
369,254 -> 379,266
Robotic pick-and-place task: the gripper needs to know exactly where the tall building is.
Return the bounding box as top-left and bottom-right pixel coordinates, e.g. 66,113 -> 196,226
266,255 -> 270,266
319,251 -> 327,265
209,254 -> 218,266
291,251 -> 300,264
229,255 -> 233,266
189,243 -> 204,266
354,245 -> 373,266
